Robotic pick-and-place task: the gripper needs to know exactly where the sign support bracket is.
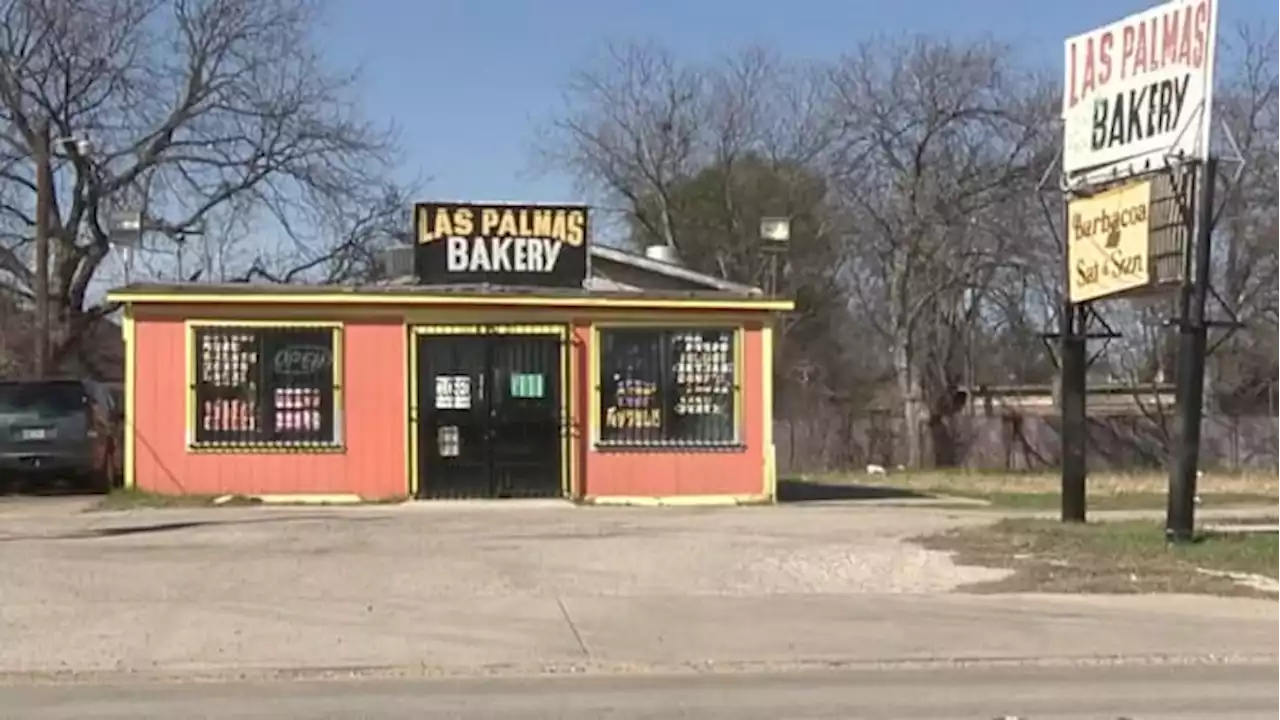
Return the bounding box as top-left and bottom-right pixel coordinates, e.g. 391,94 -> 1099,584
1058,0 -> 1224,537
1037,302 -> 1123,370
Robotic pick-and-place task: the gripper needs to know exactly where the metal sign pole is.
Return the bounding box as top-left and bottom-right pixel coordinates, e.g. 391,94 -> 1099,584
1059,193 -> 1087,523
1058,308 -> 1089,523
1166,158 -> 1217,543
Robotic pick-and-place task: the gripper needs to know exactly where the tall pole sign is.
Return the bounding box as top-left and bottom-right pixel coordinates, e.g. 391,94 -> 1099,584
1057,0 -> 1219,531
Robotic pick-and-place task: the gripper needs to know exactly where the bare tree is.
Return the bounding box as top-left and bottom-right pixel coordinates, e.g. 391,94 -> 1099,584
539,29 -> 1276,473
825,37 -> 1058,466
231,182 -> 413,285
1208,24 -> 1279,417
536,42 -> 885,469
0,0 -> 399,372
536,40 -> 705,246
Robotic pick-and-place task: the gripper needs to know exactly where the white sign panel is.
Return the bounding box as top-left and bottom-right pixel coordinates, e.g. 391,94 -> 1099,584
1062,0 -> 1217,178
434,375 -> 472,410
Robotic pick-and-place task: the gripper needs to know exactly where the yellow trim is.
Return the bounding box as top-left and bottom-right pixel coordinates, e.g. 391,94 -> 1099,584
761,324 -> 776,501
558,329 -> 572,497
251,493 -> 365,505
333,325 -> 344,445
567,324 -> 580,499
407,322 -> 422,497
734,325 -> 744,435
109,289 -> 794,313
122,307 -> 137,489
582,494 -> 770,507
589,326 -> 599,447
412,324 -> 564,336
590,322 -> 745,448
183,320 -> 345,453
404,322 -> 414,496
128,305 -> 774,326
407,324 -> 572,499
402,309 -> 771,325
186,445 -> 346,455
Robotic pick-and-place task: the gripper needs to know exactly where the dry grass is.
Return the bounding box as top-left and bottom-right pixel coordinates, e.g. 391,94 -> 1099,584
918,517 -> 1280,597
857,469 -> 1276,495
91,488 -> 262,510
793,470 -> 1279,507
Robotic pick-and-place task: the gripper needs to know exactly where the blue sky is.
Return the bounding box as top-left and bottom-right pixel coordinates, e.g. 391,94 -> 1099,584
319,0 -> 1273,205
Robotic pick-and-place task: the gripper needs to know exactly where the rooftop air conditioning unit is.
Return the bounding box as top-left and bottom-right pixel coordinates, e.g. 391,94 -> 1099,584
378,246 -> 416,280
644,244 -> 683,266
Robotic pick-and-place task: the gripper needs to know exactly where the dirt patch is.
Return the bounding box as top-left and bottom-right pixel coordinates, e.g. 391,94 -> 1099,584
916,517 -> 1279,598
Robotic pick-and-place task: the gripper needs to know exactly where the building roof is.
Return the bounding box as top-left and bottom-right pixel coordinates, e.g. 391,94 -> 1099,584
588,245 -> 762,295
111,281 -> 759,300
107,281 -> 793,312
108,242 -> 789,311
377,243 -> 763,294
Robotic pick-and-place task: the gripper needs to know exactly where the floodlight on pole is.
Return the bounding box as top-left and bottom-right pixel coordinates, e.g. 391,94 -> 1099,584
759,216 -> 792,244
57,137 -> 93,157
109,211 -> 145,246
108,211 -> 146,284
758,216 -> 791,298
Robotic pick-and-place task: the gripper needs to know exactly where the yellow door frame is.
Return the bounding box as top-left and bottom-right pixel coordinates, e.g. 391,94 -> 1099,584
760,323 -> 776,500
121,307 -> 136,489
406,323 -> 574,499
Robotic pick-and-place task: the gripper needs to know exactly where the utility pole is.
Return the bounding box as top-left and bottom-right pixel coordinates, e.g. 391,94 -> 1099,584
1167,159 -> 1218,543
33,119 -> 52,379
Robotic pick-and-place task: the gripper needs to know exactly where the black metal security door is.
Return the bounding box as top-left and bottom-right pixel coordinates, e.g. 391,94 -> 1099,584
417,332 -> 563,499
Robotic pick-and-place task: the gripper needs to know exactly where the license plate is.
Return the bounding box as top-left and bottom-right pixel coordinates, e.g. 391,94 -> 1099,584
21,428 -> 49,441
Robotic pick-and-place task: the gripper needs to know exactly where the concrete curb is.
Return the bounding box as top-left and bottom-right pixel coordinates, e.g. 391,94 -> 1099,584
2,652 -> 1276,687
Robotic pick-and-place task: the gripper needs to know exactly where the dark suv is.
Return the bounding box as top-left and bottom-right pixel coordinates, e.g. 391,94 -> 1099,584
0,378 -> 123,492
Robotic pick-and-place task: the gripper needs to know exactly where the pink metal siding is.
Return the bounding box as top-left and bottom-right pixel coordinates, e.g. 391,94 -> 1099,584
131,316 -> 407,498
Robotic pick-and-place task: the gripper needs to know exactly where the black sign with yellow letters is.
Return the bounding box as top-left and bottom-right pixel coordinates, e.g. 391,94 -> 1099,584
413,202 -> 589,287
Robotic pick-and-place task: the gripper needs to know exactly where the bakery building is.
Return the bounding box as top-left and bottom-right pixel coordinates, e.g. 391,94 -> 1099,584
107,202 -> 792,504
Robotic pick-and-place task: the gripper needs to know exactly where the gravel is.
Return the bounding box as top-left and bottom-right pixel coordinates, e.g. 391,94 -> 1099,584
0,502 -> 1004,603
0,502 -> 1030,677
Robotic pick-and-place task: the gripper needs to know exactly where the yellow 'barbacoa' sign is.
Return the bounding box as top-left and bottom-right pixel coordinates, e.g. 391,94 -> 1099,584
1067,180 -> 1152,303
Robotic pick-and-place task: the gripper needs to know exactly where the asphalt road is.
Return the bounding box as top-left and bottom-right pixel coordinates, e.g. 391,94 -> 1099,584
3,663 -> 1276,720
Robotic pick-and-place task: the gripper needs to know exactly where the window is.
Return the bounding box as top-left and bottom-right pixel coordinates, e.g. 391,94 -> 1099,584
596,327 -> 738,448
190,324 -> 341,448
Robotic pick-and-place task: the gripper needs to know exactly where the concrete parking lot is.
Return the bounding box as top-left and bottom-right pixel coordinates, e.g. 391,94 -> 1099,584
0,498 -> 1275,681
